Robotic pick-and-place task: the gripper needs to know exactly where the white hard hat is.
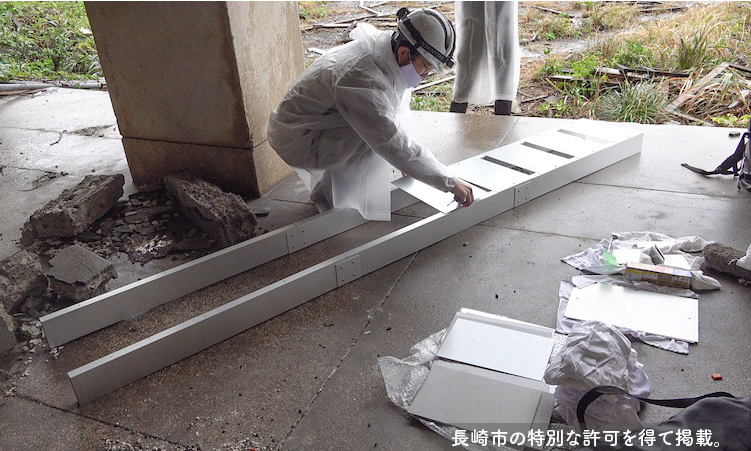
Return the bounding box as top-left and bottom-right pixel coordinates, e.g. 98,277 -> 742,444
396,7 -> 456,75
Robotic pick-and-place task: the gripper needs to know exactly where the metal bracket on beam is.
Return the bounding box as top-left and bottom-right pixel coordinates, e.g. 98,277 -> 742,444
515,182 -> 532,207
335,255 -> 361,287
286,227 -> 310,252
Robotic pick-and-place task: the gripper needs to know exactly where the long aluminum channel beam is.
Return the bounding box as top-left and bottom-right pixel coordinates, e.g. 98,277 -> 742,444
41,189 -> 419,348
68,127 -> 642,405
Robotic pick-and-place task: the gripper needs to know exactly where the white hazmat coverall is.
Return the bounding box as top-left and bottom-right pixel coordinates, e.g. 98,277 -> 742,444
453,1 -> 520,105
268,24 -> 457,221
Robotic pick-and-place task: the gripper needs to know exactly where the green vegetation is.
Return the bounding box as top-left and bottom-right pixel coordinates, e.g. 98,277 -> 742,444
410,80 -> 453,112
0,2 -> 100,82
531,2 -> 751,125
596,82 -> 668,124
298,1 -> 329,23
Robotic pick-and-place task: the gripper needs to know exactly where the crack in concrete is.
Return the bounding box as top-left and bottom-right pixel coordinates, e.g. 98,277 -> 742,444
278,252 -> 419,447
11,393 -> 187,448
575,179 -> 751,200
49,131 -> 64,146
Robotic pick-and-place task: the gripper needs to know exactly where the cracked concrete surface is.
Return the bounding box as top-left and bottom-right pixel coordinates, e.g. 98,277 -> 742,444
1,87 -> 751,450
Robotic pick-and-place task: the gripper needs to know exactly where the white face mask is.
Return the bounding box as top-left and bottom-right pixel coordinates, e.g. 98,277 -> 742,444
399,61 -> 422,88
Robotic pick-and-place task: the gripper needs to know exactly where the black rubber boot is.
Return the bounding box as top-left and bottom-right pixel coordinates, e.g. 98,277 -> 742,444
449,101 -> 468,113
494,99 -> 512,116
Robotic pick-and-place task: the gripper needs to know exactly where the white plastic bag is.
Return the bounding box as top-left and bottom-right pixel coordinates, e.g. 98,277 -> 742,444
544,321 -> 651,431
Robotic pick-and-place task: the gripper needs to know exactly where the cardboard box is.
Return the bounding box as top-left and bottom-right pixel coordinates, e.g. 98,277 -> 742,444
624,262 -> 692,289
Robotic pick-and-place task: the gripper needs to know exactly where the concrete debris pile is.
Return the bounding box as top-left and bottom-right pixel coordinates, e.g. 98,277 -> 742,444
21,177 -> 224,267
0,250 -> 48,313
0,250 -> 53,353
4,172 -> 263,357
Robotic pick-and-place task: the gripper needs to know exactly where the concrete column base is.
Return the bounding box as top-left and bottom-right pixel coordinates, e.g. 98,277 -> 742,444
123,139 -> 291,197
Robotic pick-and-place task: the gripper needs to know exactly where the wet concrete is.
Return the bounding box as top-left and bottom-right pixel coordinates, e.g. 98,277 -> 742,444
1,89 -> 750,450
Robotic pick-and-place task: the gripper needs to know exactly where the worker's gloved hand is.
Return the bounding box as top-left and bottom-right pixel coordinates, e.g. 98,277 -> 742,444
451,180 -> 474,207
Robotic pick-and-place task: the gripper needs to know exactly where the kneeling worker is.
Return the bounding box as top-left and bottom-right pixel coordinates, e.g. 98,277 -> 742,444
268,7 -> 474,220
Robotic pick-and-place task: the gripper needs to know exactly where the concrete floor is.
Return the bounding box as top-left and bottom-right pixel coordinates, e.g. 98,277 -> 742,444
1,87 -> 750,450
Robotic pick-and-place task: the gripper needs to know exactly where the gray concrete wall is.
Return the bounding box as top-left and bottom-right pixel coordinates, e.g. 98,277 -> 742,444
227,1 -> 305,148
85,1 -> 302,196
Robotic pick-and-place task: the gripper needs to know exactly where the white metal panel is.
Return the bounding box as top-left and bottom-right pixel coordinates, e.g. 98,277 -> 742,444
561,119 -> 639,143
407,360 -> 553,447
437,316 -> 555,380
523,132 -> 602,157
564,283 -> 699,343
451,156 -> 530,192
485,143 -> 566,174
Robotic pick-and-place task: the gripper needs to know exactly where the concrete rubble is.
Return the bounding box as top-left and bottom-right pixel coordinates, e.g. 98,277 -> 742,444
24,174 -> 125,239
46,245 -> 118,302
0,309 -> 16,353
164,172 -> 258,248
703,243 -> 751,281
0,250 -> 48,313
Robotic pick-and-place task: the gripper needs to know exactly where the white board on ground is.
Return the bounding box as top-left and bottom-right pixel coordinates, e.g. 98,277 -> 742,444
564,283 -> 699,343
407,360 -> 553,447
437,316 -> 555,381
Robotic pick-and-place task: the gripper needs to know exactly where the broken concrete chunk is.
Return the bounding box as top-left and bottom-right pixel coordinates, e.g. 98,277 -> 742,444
0,309 -> 16,353
702,243 -> 751,280
164,173 -> 257,247
28,174 -> 125,238
47,245 -> 117,302
0,250 -> 48,313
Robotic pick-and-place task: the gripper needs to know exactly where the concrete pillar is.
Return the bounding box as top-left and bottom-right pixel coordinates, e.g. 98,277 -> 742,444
85,1 -> 304,197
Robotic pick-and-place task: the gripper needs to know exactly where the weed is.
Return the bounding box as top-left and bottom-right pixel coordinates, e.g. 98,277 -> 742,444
298,1 -> 329,23
597,82 -> 668,124
410,80 -> 453,112
536,57 -> 566,78
711,114 -> 750,128
571,54 -> 602,79
610,40 -> 655,68
675,23 -> 717,70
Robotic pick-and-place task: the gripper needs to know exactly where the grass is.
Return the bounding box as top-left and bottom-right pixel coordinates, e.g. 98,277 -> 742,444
0,2 -> 100,82
596,82 -> 669,124
531,2 -> 751,125
410,79 -> 453,112
298,1 -> 330,24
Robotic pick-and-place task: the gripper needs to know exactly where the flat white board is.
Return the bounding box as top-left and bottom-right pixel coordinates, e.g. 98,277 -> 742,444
564,283 -> 699,342
612,248 -> 644,265
437,317 -> 555,381
408,361 -> 553,439
663,254 -> 692,271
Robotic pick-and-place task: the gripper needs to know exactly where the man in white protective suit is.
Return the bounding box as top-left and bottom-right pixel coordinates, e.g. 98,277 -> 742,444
268,7 -> 474,221
449,1 -> 520,116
